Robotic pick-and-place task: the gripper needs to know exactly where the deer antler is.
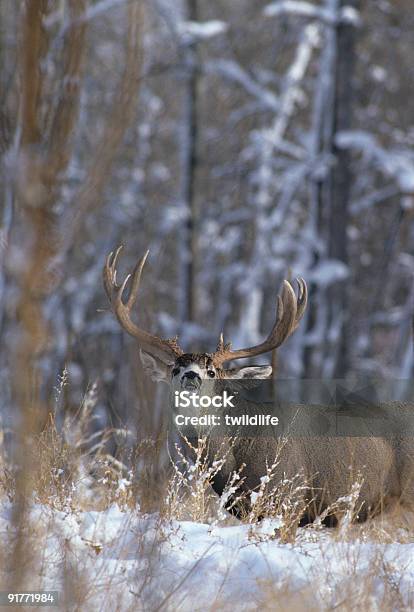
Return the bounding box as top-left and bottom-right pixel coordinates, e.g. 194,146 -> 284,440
212,277 -> 307,367
103,246 -> 183,364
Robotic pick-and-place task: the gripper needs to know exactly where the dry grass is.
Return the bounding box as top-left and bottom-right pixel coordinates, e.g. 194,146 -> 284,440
0,379 -> 163,514
255,552 -> 413,612
164,435 -> 242,523
1,381 -> 414,610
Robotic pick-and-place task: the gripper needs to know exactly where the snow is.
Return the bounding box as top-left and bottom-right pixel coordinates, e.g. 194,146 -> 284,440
44,0 -> 129,29
264,1 -> 361,26
264,1 -> 336,22
205,60 -> 280,111
307,259 -> 349,287
2,501 -> 414,610
336,130 -> 414,192
178,20 -> 228,44
341,6 -> 361,26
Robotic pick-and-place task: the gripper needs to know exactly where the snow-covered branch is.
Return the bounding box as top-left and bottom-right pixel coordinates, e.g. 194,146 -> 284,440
205,60 -> 279,111
350,185 -> 399,214
336,130 -> 414,192
267,22 -> 321,145
178,20 -> 228,44
45,0 -> 129,29
263,1 -> 361,26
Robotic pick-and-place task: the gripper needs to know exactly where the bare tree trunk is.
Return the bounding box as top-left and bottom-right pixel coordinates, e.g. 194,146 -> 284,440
326,0 -> 358,378
13,0 -> 87,424
304,0 -> 359,379
9,0 -> 86,591
8,0 -> 143,591
179,0 -> 199,326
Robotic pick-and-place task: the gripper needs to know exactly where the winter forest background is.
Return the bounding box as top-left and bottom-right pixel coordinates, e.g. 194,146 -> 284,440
1,0 -> 414,480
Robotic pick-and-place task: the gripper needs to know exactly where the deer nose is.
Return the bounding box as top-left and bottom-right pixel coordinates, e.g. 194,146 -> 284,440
182,371 -> 201,383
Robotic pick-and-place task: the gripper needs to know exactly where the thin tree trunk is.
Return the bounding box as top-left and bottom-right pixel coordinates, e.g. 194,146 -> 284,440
326,0 -> 358,377
179,0 -> 199,325
304,0 -> 358,379
9,0 -> 86,592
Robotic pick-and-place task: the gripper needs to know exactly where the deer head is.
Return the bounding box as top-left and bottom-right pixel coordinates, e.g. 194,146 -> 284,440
103,247 -> 307,391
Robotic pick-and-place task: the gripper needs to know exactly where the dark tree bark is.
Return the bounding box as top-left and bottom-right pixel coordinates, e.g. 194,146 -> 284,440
179,0 -> 199,325
326,0 -> 359,377
304,0 -> 359,378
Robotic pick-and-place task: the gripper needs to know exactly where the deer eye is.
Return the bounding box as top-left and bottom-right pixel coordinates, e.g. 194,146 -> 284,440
207,369 -> 215,378
172,367 -> 180,377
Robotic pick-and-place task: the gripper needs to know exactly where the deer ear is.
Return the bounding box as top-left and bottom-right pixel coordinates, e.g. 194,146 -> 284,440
139,350 -> 170,383
225,365 -> 272,380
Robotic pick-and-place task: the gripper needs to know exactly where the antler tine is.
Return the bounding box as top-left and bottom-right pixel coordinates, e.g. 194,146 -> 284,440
266,280 -> 297,346
103,246 -> 183,364
275,293 -> 284,326
212,277 -> 307,367
291,277 -> 307,332
117,273 -> 132,306
103,245 -> 123,299
111,244 -> 123,272
216,332 -> 232,353
126,250 -> 149,310
104,251 -> 114,298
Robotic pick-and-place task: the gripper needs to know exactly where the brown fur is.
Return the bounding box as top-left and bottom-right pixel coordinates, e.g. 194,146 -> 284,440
207,399 -> 414,523
166,354 -> 414,523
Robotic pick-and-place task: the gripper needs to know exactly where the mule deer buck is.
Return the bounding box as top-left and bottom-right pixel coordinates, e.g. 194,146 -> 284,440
104,247 -> 414,524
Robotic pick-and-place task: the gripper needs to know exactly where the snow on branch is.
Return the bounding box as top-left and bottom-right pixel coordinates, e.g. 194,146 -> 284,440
205,60 -> 279,111
336,130 -> 414,193
178,20 -> 228,44
307,259 -> 349,288
45,0 -> 129,29
350,185 -> 399,214
263,1 -> 361,27
82,0 -> 129,23
153,0 -> 228,46
269,22 -> 321,143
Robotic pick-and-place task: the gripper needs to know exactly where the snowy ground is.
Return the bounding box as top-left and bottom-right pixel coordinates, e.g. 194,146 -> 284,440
1,501 -> 414,611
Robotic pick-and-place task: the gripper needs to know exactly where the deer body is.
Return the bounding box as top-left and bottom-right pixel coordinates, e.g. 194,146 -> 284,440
103,247 -> 414,522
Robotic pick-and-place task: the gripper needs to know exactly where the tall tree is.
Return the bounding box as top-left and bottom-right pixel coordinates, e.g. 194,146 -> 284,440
326,0 -> 359,377
304,0 -> 359,378
179,0 -> 199,326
